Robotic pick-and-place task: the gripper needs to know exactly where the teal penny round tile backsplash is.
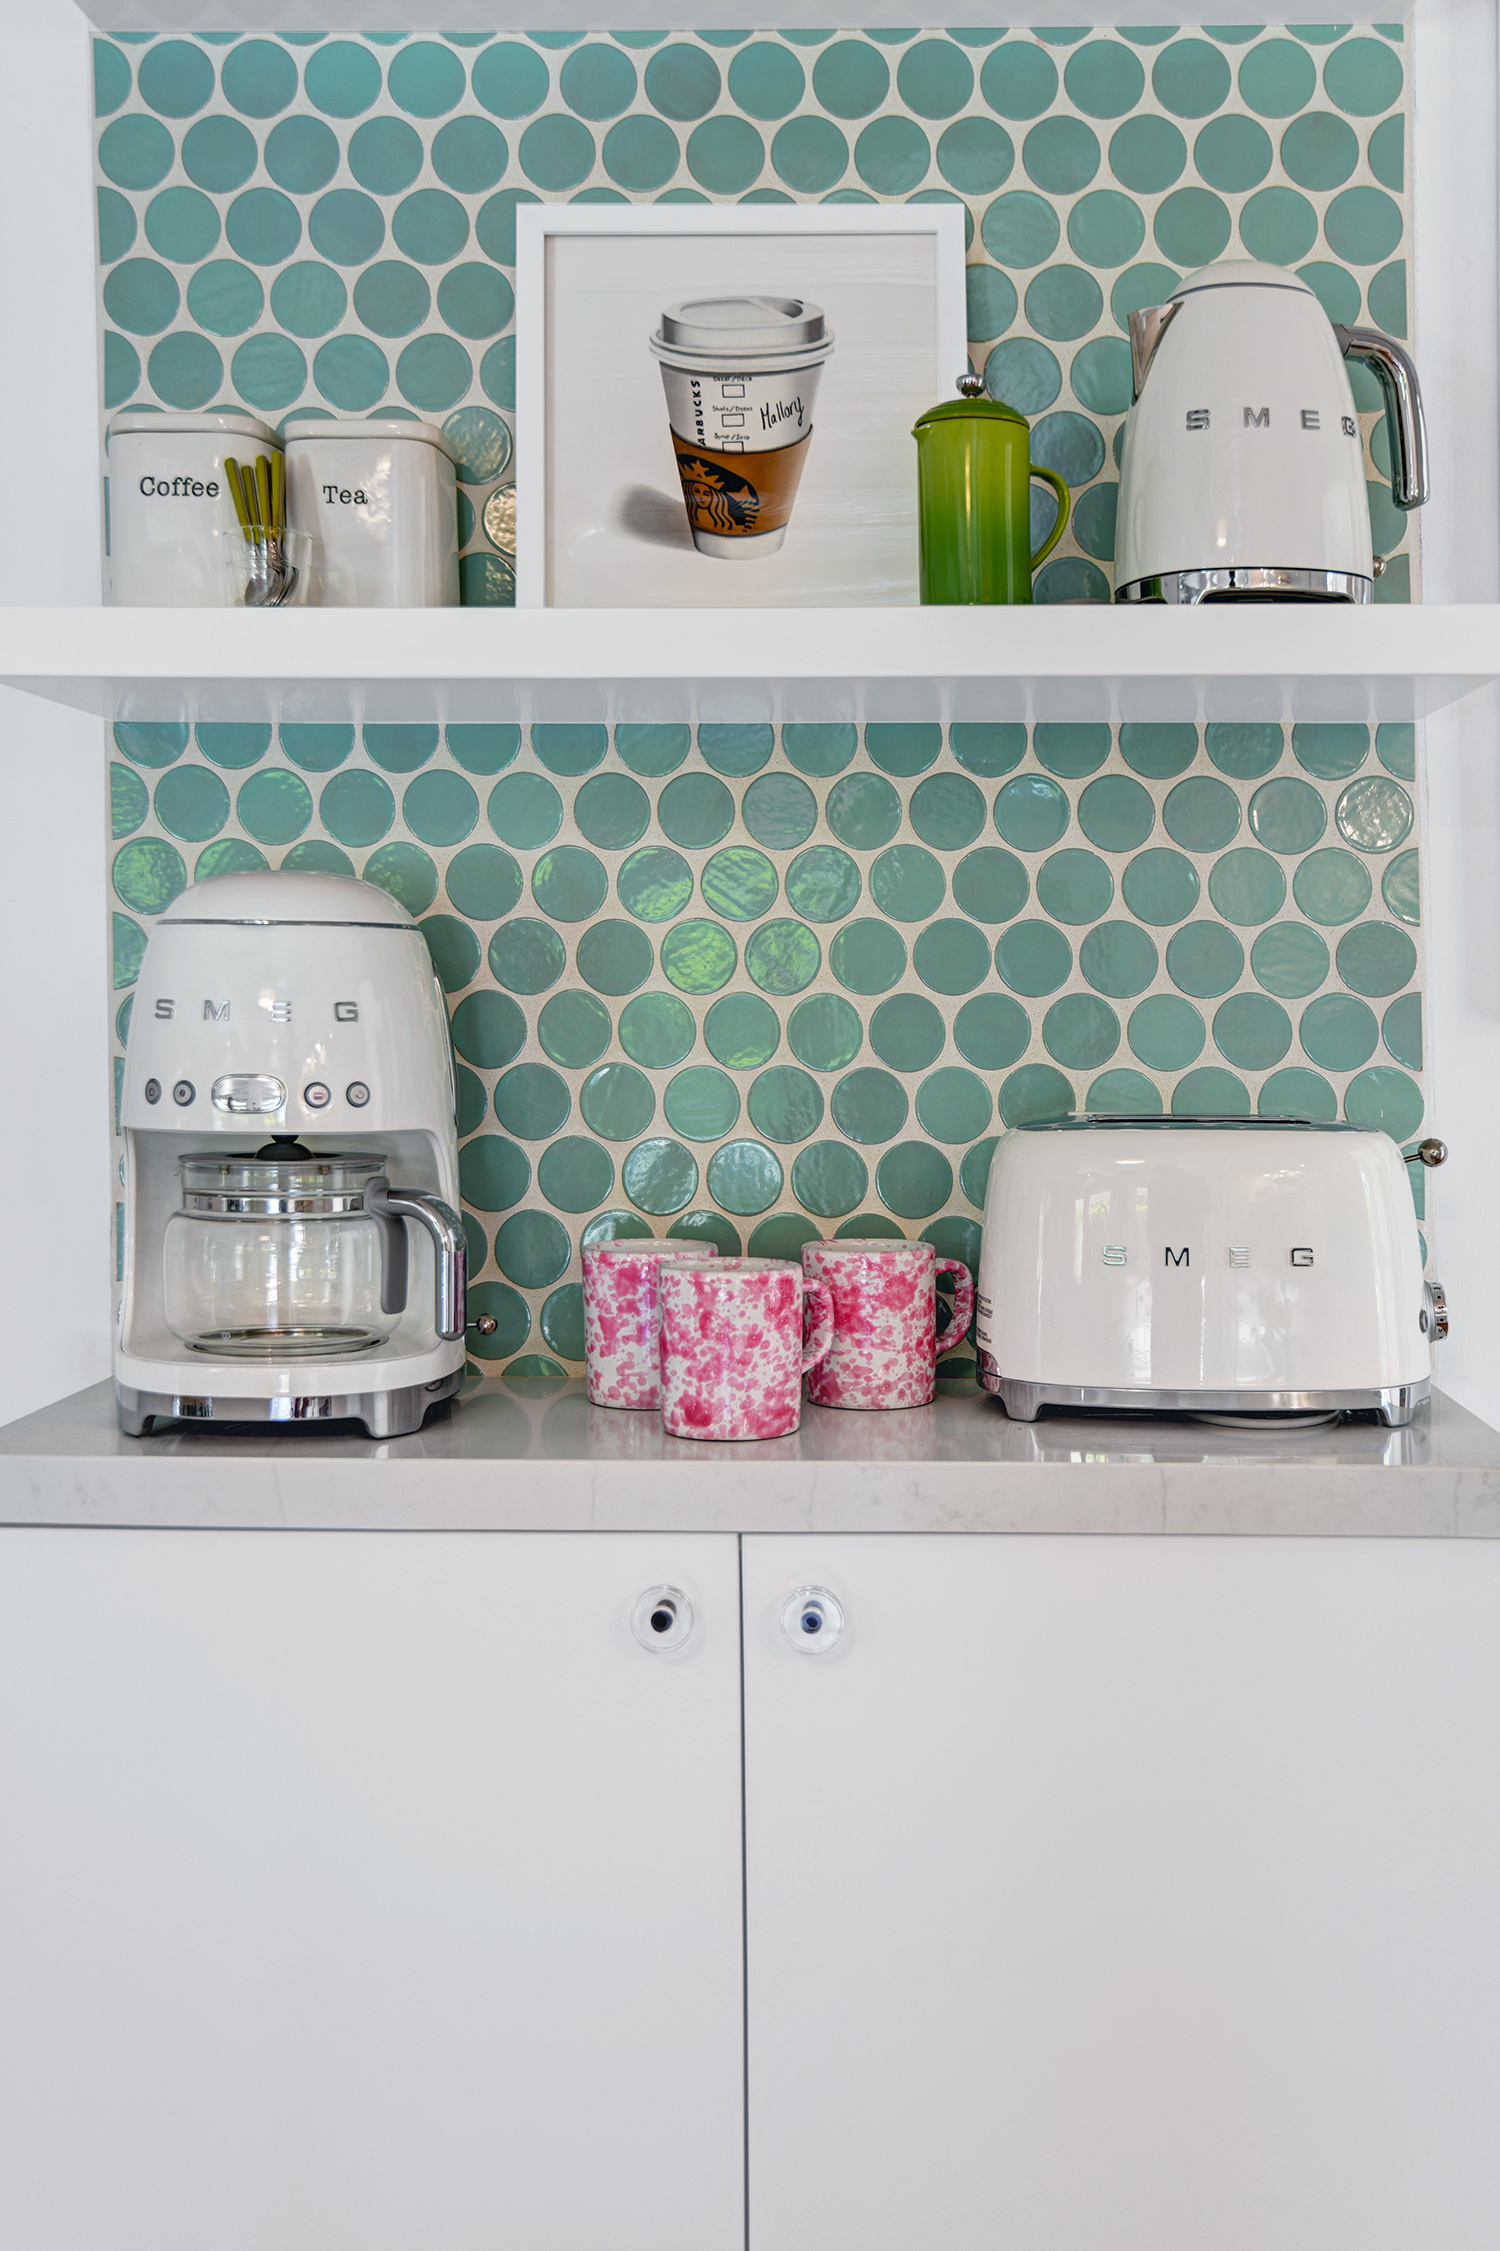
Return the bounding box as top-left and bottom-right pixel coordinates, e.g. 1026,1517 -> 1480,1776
96,27 -> 1427,1384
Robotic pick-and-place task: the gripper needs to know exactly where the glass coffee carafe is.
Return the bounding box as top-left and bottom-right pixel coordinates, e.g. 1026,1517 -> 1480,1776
163,1143 -> 464,1359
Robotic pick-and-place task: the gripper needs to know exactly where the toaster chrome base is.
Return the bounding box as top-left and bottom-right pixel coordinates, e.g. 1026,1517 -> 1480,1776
978,1363 -> 1429,1429
117,1370 -> 463,1441
1115,566 -> 1374,605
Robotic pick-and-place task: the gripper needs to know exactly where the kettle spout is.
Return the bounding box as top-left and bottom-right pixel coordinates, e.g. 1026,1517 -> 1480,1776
1128,300 -> 1179,400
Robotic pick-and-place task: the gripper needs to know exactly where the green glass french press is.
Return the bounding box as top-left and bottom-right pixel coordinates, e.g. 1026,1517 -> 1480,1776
912,374 -> 1071,605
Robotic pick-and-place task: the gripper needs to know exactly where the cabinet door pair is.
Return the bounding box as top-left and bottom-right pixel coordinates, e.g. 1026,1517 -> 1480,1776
3,1531 -> 1499,2251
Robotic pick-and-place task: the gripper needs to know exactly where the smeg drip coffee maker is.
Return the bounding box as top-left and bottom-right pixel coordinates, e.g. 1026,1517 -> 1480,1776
116,869 -> 471,1437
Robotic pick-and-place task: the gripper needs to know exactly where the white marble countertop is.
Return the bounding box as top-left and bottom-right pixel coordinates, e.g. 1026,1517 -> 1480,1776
2,1379 -> 1499,1537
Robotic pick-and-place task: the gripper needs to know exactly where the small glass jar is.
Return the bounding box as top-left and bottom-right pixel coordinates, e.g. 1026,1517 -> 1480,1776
164,1152 -> 395,1359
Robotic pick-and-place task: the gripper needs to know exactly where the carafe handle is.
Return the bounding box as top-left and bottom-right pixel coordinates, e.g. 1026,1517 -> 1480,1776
365,1179 -> 467,1341
1030,467 -> 1071,569
1334,324 -> 1429,508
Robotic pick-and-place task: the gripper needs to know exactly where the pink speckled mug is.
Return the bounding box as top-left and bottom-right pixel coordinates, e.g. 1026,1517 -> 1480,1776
658,1259 -> 835,1442
802,1238 -> 976,1410
582,1240 -> 719,1410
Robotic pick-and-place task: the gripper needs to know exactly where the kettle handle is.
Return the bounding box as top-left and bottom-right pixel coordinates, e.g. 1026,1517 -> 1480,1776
1334,324 -> 1429,509
1030,467 -> 1071,570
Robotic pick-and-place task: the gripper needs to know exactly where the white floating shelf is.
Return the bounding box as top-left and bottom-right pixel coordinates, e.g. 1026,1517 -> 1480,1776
82,5 -> 1313,37
0,604 -> 1493,728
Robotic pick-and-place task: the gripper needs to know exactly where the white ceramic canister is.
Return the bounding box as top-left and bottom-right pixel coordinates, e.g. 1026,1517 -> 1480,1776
283,415 -> 460,606
106,409 -> 279,606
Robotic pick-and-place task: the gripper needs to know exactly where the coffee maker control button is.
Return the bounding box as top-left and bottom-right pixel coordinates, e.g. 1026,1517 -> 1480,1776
346,1081 -> 371,1108
171,1080 -> 195,1107
144,1078 -> 161,1105
304,1082 -> 331,1109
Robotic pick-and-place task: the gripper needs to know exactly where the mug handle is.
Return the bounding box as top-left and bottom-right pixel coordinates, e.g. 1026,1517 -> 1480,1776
1030,467 -> 1071,569
935,1258 -> 976,1358
801,1278 -> 836,1374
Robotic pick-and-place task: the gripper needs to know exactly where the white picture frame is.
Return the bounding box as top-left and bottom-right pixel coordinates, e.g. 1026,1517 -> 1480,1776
515,202 -> 968,610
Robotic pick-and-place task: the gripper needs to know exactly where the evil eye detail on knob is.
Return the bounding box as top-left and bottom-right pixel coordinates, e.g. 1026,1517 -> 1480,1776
632,1583 -> 694,1653
781,1586 -> 844,1653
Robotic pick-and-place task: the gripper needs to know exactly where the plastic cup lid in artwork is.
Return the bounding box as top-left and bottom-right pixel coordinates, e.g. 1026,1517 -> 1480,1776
650,296 -> 835,373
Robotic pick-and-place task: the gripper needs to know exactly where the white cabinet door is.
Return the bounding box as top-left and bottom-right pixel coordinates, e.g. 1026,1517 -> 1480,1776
743,1535 -> 1500,2251
0,1530 -> 744,2251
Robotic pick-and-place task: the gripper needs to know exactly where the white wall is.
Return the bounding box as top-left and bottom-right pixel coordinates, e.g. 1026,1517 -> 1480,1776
1414,0 -> 1500,1430
0,0 -> 110,1427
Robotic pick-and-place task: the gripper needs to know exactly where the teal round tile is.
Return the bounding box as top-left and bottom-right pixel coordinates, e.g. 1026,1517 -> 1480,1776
870,993 -> 945,1072
537,1137 -> 614,1215
1114,723 -> 1193,781
1258,1067 -> 1337,1122
575,773 -> 650,852
402,770 -> 477,848
953,994 -> 1029,1070
113,837 -> 186,915
1026,266 -> 1104,343
195,840 -> 269,881
1369,114 -> 1405,193
783,723 -> 856,777
1034,558 -> 1112,608
689,996 -> 772,1075
994,773 -> 1068,850
1067,190 -> 1145,269
1248,777 -> 1326,853
1172,1067 -> 1249,1116
154,765 -> 229,843
495,1062 -> 571,1141
145,185 -> 222,263
488,917 -> 566,995
831,1067 -> 908,1145
111,763 -> 149,839
1079,921 -> 1158,998
939,117 -> 1013,194
581,1061 -> 657,1141
1300,991 -> 1378,1069
617,846 -> 695,923
1111,261 -> 1184,331
784,846 -> 860,924
1109,113 -> 1186,191
1036,849 -> 1113,925
451,989 -> 526,1067
1152,36 -> 1231,116
1213,992 -> 1292,1069
1344,1065 -> 1422,1141
907,773 -> 985,852
743,772 -> 817,849
178,115 -> 257,195
1043,993 -> 1120,1070
494,1209 -> 571,1289
1195,113 -> 1272,191
1122,848 -> 1199,926
268,262 -> 343,339
363,843 -> 437,917
728,41 -> 804,119
791,1143 -> 869,1219
996,919 -> 1072,997
1238,37 -> 1317,117
830,918 -> 906,995
1292,848 -> 1373,925
466,1282 -> 533,1362
1335,776 -> 1412,852
1382,849 -> 1420,927
1033,418 -> 1108,496
959,1137 -> 1000,1208
476,188 -> 543,266
459,1137 -> 530,1214
94,39 -> 132,118
264,115 -> 339,195
1078,775 -> 1153,853
1335,920 -> 1417,998
349,116 -> 424,193
1033,724 -> 1109,781
1155,187 -> 1232,266
702,846 -> 778,922
826,773 -> 901,851
666,1209 -> 741,1256
538,989 -> 611,1069
980,40 -> 1057,119
897,39 -> 974,119
1163,776 -> 1241,853
280,841 -> 351,879
472,40 -> 549,118
854,118 -> 930,194
877,1143 -> 954,1220
227,184 -> 311,264
97,187 -> 137,264
1382,992 -> 1421,1070
237,768 -> 312,846
518,116 -> 595,191
488,772 -> 562,848
603,115 -> 679,192
1063,37 -> 1145,116
1280,110 -> 1358,190
418,916 -> 478,994
952,847 -> 1028,924
912,919 -> 991,996
312,335 -> 388,410
980,188 -> 1060,267
1241,186 -> 1320,264
659,771 -> 735,849
1128,993 -> 1205,1069
437,263 -> 512,340
998,1063 -> 1075,1128
1087,1069 -> 1162,1117
197,721 -> 271,770
748,1065 -> 824,1144
1297,260 -> 1363,326
871,845 -> 945,922
115,720 -> 188,770
233,333 -> 309,409
446,842 -> 522,920
104,259 -> 179,337
696,724 -> 773,778
352,263 -> 431,339
1071,342 -> 1132,421
966,261 -> 1018,343
984,337 -> 1062,414
1165,920 -> 1244,997
950,724 -> 1026,779
1325,186 -> 1402,266
865,723 -> 941,779
112,915 -> 145,986
781,994 -> 857,1073
1205,848 -> 1287,926
644,42 -> 721,119
617,723 -> 689,776
575,919 -> 654,996
746,1215 -> 823,1262
100,115 -> 175,193
1205,722 -> 1281,779
1251,922 -> 1331,999
812,39 -> 889,119
138,38 -> 215,117
704,1138 -> 780,1215
620,991 -> 696,1069
686,118 -> 764,193
661,919 -> 737,994
454,1069 -> 486,1141
537,1286 -> 585,1363
559,42 -> 637,119
770,117 -> 848,194
1324,35 -> 1402,116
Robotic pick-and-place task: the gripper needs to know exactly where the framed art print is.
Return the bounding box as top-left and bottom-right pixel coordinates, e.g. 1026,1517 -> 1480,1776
515,203 -> 968,609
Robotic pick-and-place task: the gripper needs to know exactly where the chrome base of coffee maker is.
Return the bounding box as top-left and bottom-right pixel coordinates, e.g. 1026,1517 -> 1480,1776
1115,566 -> 1374,604
116,1368 -> 463,1441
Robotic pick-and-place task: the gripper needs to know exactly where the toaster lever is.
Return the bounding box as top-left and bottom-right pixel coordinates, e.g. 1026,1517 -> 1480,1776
1423,1281 -> 1449,1343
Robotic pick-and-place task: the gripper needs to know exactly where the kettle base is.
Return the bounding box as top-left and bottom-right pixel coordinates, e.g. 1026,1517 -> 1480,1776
978,1366 -> 1428,1429
1116,566 -> 1373,605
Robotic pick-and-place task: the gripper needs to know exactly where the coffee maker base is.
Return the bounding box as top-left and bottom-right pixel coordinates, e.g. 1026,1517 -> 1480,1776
116,1369 -> 463,1440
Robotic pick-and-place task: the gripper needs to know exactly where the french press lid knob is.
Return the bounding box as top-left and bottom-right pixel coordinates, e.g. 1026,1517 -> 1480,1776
956,371 -> 986,397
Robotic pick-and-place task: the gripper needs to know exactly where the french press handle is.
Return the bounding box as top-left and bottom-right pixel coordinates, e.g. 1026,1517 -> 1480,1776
1334,324 -> 1429,509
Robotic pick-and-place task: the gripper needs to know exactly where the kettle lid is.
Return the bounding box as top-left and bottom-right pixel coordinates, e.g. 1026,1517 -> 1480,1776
1170,257 -> 1320,303
913,371 -> 1028,434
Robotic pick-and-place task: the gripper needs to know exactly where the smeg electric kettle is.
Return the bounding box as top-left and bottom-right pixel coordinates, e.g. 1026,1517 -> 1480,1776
1114,257 -> 1427,605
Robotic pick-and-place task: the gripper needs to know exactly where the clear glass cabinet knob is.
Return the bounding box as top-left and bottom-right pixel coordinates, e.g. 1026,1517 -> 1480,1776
631,1584 -> 694,1652
781,1586 -> 845,1653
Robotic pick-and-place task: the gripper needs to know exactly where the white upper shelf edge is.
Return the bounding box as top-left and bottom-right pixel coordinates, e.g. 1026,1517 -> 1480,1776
0,603 -> 1490,726
80,4 -> 1348,35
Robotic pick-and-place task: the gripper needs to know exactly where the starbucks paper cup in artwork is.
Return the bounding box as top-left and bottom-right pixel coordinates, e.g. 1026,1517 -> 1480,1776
650,296 -> 834,559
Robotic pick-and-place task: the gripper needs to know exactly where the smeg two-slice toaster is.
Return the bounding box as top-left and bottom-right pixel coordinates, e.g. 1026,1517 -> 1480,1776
975,1117 -> 1443,1428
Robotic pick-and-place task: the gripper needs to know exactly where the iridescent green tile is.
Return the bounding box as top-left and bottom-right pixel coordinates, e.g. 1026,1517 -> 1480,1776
616,722 -> 690,776
1204,721 -> 1282,779
1163,775 -> 1240,852
747,1214 -> 823,1261
1213,993 -> 1291,1069
364,842 -> 438,917
745,919 -> 821,994
953,846 -> 1029,923
1171,1066 -> 1248,1116
1206,847 -> 1286,926
998,1062 -> 1074,1126
1381,848 -> 1420,926
364,724 -> 439,775
532,722 -> 606,776
704,1138 -> 781,1215
1166,919 -> 1244,997
488,917 -> 564,995
421,915 -> 480,994
531,844 -> 608,921
494,1061 -> 571,1140
1292,722 -> 1369,779
995,918 -> 1072,995
748,1064 -> 824,1143
580,1062 -> 656,1141
1300,992 -> 1378,1070
1078,773 -> 1154,851
785,845 -> 861,922
239,769 -> 312,847
459,1134 -> 531,1212
661,918 -> 737,993
658,770 -> 735,847
447,842 -> 522,920
663,1065 -> 740,1141
701,845 -> 778,921
950,722 -> 1026,777
617,845 -> 694,923
870,993 -> 945,1071
791,1141 -> 869,1219
1033,722 -> 1110,778
451,990 -> 526,1068
666,1209 -> 742,1256
704,992 -> 779,1068
1118,726 -> 1199,783
1375,723 -> 1416,780
876,1141 -> 954,1219
831,1067 -> 909,1144
1251,921 -> 1330,998
575,920 -> 654,997
624,1137 -> 700,1216
994,773 -> 1069,850
538,990 -> 611,1069
910,772 -> 986,849
280,723 -> 354,774
620,991 -> 696,1068
196,840 -> 268,880
743,771 -> 818,848
1247,777 -> 1325,853
494,1209 -> 571,1289
537,1137 -> 615,1214
1086,1068 -> 1162,1116
1335,776 -> 1413,853
1121,847 -> 1199,925
788,994 -> 862,1071
1043,992 -> 1120,1068
489,771 -> 562,848
155,764 -> 229,843
871,845 -> 945,921
405,771 -> 479,848
1292,847 -> 1373,925
538,1284 -> 585,1362
1128,993 -> 1205,1069
783,723 -> 856,776
1036,847 -> 1113,924
574,772 -> 650,849
1335,919 -> 1417,998
830,917 -> 907,994
111,763 -> 149,839
866,722 -> 941,776
1382,992 -> 1421,1069
582,1210 -> 654,1247
1258,1067 -> 1337,1122
447,723 -> 519,776
827,771 -> 902,849
960,1136 -> 1000,1209
281,841 -> 351,878
698,722 -> 773,776
1344,1065 -> 1422,1141
1078,920 -> 1157,997
908,918 -> 988,995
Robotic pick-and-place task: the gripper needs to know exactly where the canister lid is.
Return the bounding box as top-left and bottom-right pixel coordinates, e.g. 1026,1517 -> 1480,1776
108,407 -> 279,445
281,411 -> 456,463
